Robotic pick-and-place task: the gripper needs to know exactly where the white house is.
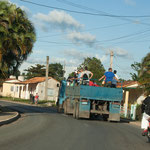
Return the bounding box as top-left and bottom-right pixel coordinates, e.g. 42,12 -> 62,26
2,77 -> 60,102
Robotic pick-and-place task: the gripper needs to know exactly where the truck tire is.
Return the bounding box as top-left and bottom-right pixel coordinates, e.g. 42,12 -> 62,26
64,101 -> 67,114
57,106 -> 61,113
73,102 -> 76,118
102,114 -> 109,121
76,102 -> 79,119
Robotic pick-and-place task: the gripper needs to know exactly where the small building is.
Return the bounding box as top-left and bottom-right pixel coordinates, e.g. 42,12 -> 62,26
117,81 -> 144,107
2,78 -> 21,98
2,77 -> 60,102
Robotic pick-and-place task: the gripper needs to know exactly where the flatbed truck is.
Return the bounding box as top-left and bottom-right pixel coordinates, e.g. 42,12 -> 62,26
58,80 -> 123,121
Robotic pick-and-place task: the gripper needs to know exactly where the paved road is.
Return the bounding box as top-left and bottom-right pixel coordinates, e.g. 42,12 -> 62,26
0,101 -> 149,150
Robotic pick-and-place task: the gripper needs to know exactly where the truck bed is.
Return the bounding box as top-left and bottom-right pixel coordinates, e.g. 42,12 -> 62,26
66,85 -> 122,102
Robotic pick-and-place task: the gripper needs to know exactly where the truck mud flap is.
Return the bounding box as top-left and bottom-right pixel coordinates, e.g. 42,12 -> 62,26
79,111 -> 90,119
108,113 -> 120,122
64,99 -> 73,115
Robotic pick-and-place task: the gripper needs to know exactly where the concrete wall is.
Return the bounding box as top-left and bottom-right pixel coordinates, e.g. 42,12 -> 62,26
2,78 -> 60,103
37,79 -> 60,102
2,83 -> 25,98
0,86 -> 2,96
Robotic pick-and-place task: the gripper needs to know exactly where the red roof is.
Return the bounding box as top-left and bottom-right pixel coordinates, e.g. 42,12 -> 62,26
117,81 -> 138,88
5,78 -> 16,81
16,77 -> 59,84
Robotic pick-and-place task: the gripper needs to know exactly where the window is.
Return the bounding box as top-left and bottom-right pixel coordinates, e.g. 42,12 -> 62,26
16,86 -> 18,92
10,86 -> 14,92
47,88 -> 54,96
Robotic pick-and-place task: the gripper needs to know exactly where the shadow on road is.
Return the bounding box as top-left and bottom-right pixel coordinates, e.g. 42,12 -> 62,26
1,102 -> 58,115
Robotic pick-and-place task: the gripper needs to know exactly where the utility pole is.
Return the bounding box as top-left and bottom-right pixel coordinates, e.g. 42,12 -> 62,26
44,56 -> 49,100
110,50 -> 114,68
63,61 -> 66,80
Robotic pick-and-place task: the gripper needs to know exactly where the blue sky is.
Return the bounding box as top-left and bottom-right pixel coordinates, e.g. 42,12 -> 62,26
4,0 -> 150,79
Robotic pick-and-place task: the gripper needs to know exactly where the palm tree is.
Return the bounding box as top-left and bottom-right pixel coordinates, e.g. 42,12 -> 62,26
0,1 -> 36,79
138,52 -> 150,96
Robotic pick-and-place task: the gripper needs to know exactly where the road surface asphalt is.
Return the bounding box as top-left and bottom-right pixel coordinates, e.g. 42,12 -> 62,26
0,101 -> 149,150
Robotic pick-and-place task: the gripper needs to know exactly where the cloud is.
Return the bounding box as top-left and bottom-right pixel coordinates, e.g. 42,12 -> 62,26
63,49 -> 90,60
124,0 -> 136,6
63,49 -> 107,63
33,10 -> 83,32
67,31 -> 96,47
112,47 -> 131,59
21,56 -> 78,77
20,5 -> 32,17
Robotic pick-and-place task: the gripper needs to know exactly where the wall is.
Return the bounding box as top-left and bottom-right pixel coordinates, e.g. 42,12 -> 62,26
2,78 -> 60,103
2,83 -> 24,98
0,86 -> 3,96
122,88 -> 144,105
37,79 -> 60,102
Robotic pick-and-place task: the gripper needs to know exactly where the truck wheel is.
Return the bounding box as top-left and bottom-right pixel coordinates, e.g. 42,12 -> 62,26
76,102 -> 79,119
64,101 -> 67,114
57,104 -> 62,113
73,102 -> 76,118
102,114 -> 109,121
57,106 -> 61,113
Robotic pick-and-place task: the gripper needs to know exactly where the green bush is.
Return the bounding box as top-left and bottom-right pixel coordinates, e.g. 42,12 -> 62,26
136,104 -> 142,121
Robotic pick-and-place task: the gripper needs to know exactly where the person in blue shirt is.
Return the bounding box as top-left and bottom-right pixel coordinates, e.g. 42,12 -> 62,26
111,70 -> 119,88
99,68 -> 119,87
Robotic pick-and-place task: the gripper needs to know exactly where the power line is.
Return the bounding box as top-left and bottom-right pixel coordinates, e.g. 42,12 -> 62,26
108,33 -> 150,45
38,22 -> 130,39
95,28 -> 150,43
20,0 -> 150,18
55,0 -> 150,26
113,56 -> 132,74
37,28 -> 150,47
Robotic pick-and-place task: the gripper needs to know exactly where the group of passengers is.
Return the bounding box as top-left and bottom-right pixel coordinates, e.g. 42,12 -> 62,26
67,67 -> 119,88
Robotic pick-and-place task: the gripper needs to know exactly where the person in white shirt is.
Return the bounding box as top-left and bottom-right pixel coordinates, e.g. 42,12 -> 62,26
80,66 -> 93,85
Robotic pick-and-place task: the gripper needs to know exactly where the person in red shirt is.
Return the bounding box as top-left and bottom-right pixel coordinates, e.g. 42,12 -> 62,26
34,93 -> 39,104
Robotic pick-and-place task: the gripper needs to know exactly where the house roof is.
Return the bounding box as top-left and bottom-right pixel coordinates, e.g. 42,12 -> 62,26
16,77 -> 59,84
5,78 -> 16,81
4,78 -> 21,83
117,81 -> 139,88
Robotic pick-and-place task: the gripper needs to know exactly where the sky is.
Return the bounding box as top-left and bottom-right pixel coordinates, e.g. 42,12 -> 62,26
3,0 -> 150,80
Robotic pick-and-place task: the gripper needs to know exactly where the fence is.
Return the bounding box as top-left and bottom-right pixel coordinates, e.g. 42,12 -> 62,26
120,104 -> 137,120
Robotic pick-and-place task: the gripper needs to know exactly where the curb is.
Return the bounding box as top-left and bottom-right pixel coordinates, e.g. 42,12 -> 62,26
129,121 -> 141,127
0,112 -> 20,126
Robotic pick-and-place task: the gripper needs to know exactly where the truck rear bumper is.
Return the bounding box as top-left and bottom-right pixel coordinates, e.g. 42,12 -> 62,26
79,111 -> 90,119
90,110 -> 109,115
108,113 -> 120,121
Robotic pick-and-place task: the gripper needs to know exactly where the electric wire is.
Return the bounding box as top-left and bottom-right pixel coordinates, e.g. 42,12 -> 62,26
37,22 -> 131,39
55,0 -> 150,26
20,0 -> 150,18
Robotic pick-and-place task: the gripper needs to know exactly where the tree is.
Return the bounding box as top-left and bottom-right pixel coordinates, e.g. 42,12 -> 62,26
130,62 -> 141,81
138,53 -> 150,96
69,57 -> 105,83
24,64 -> 45,79
0,1 -> 36,79
24,63 -> 64,81
81,57 -> 105,81
48,63 -> 64,81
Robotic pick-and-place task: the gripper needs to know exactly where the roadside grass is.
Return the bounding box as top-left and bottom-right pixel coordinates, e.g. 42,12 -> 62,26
0,96 -> 31,104
0,96 -> 56,106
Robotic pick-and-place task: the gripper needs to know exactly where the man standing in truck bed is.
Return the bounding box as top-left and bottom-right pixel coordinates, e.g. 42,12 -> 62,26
80,66 -> 93,85
99,68 -> 119,87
